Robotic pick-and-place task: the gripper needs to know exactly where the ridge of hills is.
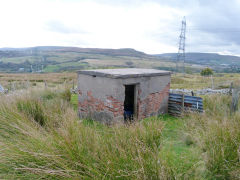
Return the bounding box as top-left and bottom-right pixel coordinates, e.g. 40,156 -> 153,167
0,46 -> 240,73
0,46 -> 149,58
155,53 -> 240,66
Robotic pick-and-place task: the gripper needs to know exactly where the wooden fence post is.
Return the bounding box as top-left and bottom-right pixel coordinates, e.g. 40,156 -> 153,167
231,87 -> 240,115
12,82 -> 15,91
229,82 -> 233,95
182,93 -> 185,113
211,75 -> 214,89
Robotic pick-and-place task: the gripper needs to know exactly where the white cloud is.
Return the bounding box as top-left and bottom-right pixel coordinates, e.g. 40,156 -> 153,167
0,0 -> 185,53
0,0 -> 239,55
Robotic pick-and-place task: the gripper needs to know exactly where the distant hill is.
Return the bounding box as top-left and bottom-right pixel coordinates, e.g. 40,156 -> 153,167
1,47 -> 240,73
0,46 -> 149,58
0,46 -> 159,72
155,53 -> 240,66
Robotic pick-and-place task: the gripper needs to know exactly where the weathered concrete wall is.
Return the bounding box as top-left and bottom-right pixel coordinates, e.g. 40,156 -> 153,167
78,74 -> 125,124
78,73 -> 170,124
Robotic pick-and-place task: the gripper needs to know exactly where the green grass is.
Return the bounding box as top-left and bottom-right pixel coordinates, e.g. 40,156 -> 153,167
44,62 -> 89,72
0,89 -> 166,179
71,94 -> 78,110
156,115 -> 206,179
1,56 -> 41,64
170,73 -> 240,89
44,65 -> 61,72
184,95 -> 240,179
72,98 -> 206,178
0,88 -> 205,179
0,88 -> 239,179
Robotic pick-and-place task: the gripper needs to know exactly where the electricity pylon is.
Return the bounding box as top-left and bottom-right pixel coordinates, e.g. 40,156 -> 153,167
176,16 -> 186,74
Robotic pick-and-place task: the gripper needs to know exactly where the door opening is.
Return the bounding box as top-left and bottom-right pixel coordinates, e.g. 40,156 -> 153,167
124,85 -> 135,122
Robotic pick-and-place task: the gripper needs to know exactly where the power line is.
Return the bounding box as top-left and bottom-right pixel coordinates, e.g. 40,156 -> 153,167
154,27 -> 240,38
188,28 -> 240,32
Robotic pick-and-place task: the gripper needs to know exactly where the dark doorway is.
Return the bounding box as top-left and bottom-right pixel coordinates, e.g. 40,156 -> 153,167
124,85 -> 135,122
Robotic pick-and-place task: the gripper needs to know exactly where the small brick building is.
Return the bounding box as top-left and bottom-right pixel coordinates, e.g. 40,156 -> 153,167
77,68 -> 171,124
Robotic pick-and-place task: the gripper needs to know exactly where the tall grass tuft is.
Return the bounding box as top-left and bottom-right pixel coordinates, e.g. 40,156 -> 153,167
60,88 -> 71,102
1,88 -> 239,179
0,88 -> 170,179
17,98 -> 47,126
184,94 -> 240,179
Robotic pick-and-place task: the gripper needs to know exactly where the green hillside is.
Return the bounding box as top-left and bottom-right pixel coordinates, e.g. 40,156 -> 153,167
1,46 -> 240,73
156,53 -> 240,72
0,46 -> 176,73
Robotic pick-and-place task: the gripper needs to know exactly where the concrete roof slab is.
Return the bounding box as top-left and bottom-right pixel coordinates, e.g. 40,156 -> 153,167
77,68 -> 171,78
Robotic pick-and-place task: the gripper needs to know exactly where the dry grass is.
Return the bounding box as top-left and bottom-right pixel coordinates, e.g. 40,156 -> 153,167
1,72 -> 239,91
183,95 -> 240,179
171,73 -> 240,89
0,73 -> 76,86
0,72 -> 240,179
0,73 -> 76,91
0,88 -> 171,179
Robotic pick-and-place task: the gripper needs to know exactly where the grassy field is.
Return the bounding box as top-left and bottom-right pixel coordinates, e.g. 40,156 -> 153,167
171,73 -> 240,89
0,73 -> 239,179
1,72 -> 239,90
0,73 -> 76,90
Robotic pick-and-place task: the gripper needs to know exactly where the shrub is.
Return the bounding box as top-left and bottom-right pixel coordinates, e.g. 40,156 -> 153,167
200,67 -> 213,76
35,79 -> 44,82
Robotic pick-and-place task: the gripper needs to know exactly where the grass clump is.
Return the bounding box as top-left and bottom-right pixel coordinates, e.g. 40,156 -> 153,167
0,89 -> 171,179
184,95 -> 240,179
17,98 -> 46,126
1,87 -> 239,179
60,88 -> 71,102
39,90 -> 58,100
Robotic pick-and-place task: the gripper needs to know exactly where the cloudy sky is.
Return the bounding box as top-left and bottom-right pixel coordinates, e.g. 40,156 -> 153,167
0,0 -> 240,55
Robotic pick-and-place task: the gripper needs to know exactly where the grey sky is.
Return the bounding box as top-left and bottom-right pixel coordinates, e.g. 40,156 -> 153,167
0,0 -> 239,55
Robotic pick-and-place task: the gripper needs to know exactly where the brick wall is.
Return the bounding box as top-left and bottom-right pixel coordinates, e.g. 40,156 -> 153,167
137,83 -> 170,119
78,90 -> 124,120
78,80 -> 170,123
